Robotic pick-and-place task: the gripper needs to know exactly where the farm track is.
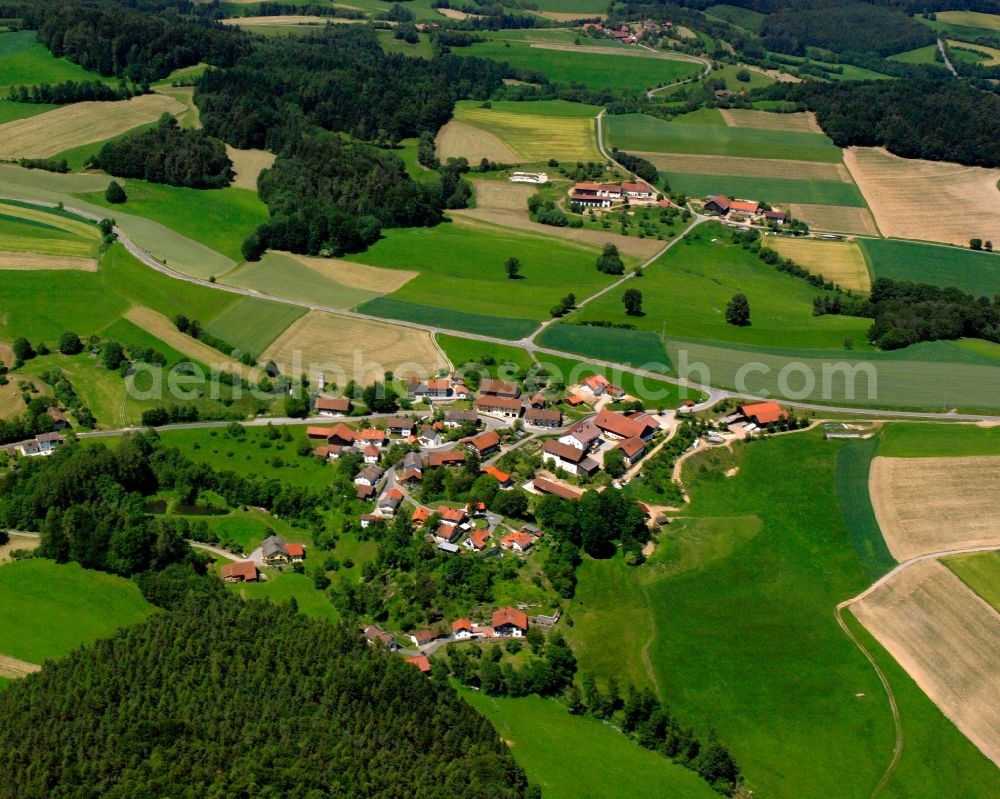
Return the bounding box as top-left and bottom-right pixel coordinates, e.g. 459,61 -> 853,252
22,203 -> 1000,423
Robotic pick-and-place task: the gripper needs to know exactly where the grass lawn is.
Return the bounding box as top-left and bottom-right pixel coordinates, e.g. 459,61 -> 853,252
572,222 -> 871,350
706,4 -> 766,32
608,112 -> 842,162
0,31 -> 113,93
460,691 -> 719,799
635,431 -> 1000,798
375,28 -> 434,58
877,422 -> 1000,457
834,435 -> 895,581
889,44 -> 942,65
228,570 -> 340,624
453,99 -> 602,163
80,179 -> 269,263
459,37 -> 700,94
942,551 -> 1000,612
0,559 -> 156,663
203,296 -> 305,358
194,510 -> 307,554
859,238 -> 1000,298
390,138 -> 441,186
157,426 -> 335,491
662,171 -> 866,207
346,219 -> 609,321
437,333 -> 536,373
0,100 -> 58,125
712,62 -> 776,91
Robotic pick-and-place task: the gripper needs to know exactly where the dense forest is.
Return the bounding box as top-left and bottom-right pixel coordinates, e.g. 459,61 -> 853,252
0,595 -> 531,799
89,114 -> 233,188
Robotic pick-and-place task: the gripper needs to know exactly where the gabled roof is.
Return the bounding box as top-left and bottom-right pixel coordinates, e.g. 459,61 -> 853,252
384,415 -> 413,429
468,528 -> 491,550
427,448 -> 466,467
315,396 -> 349,412
359,427 -> 386,441
526,407 -> 561,424
594,408 -> 655,439
614,436 -> 645,458
285,543 -> 305,558
492,606 -> 529,630
452,618 -> 474,633
533,477 -> 584,501
407,654 -> 432,673
475,395 -> 522,412
464,429 -> 500,453
543,439 -> 589,464
412,506 -> 431,524
738,401 -> 787,425
261,535 -> 286,557
479,378 -> 519,397
411,629 -> 437,645
502,531 -> 534,551
358,465 -> 384,482
221,561 -> 257,581
437,506 -> 467,523
567,421 -> 600,444
482,465 -> 512,483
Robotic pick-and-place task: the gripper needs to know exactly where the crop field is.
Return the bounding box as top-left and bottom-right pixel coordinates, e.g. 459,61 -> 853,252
608,112 -> 843,162
949,39 -> 1000,65
261,310 -> 448,384
643,151 -> 849,181
770,237 -> 871,292
470,178 -> 537,211
631,432 -> 1000,798
572,222 -> 871,350
536,352 -> 701,405
532,0 -> 609,12
0,200 -> 100,263
457,37 -> 700,94
852,559 -> 1000,767
843,146 -> 1000,246
449,100 -> 602,163
788,203 -> 880,236
537,324 -> 672,369
946,551 -> 1000,612
0,251 -> 96,271
0,94 -> 184,159
868,455 -> 1000,560
436,333 -> 535,373
435,120 -> 521,164
878,421 -> 1000,458
359,297 -> 536,340
0,31 -> 112,92
936,10 -> 1000,32
225,145 -> 274,190
345,216 -> 611,321
718,109 -> 822,133
665,172 -> 866,207
223,251 -> 414,310
461,692 -> 718,799
203,296 -> 305,358
706,4 -> 766,32
859,237 -> 1000,296
834,436 -> 896,581
0,559 -> 156,665
82,179 -> 268,264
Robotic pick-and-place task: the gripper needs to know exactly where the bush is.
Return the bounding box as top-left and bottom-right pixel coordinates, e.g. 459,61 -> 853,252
105,180 -> 127,204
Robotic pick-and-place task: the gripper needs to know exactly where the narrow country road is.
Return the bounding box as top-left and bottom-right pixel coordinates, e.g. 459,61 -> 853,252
937,38 -> 958,77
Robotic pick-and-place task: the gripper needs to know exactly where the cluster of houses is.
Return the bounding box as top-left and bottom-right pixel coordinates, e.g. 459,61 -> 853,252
473,379 -> 563,429
703,195 -> 787,225
582,19 -> 675,44
570,181 -> 658,209
1,430 -> 66,459
362,606 -> 531,673
220,534 -> 307,584
541,407 -> 660,478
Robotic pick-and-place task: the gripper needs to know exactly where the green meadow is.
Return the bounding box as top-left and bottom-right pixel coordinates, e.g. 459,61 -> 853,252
607,112 -> 842,161
711,62 -> 775,90
226,569 -> 341,623
571,222 -> 871,350
203,296 -> 304,358
860,238 -> 1000,297
375,28 -> 434,58
347,219 -> 610,321
834,435 -> 895,581
359,297 -> 537,340
460,691 -> 719,799
532,0 -> 609,12
80,179 -> 269,263
459,37 -> 700,93
943,551 -> 1000,612
437,334 -> 536,373
877,421 -> 1000,457
662,172 -> 866,206
537,324 -> 673,368
0,31 -> 112,92
575,431 -> 1000,799
0,100 -> 57,124
706,4 -> 766,32
0,559 -> 156,663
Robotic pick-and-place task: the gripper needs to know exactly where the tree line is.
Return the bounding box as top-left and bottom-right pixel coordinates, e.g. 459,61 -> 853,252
6,78 -> 136,104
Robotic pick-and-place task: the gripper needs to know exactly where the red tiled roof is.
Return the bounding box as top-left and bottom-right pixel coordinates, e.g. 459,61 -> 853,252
492,606 -> 529,631
533,477 -> 584,501
622,181 -> 652,194
221,561 -> 257,581
407,654 -> 432,673
386,487 -> 403,500
452,618 -> 473,633
526,407 -> 561,424
469,528 -> 491,550
594,408 -> 651,439
437,506 -> 467,523
502,532 -> 534,551
465,430 -> 500,453
411,630 -> 437,645
738,401 -> 787,425
427,378 -> 451,390
307,426 -> 335,439
482,465 -> 512,483
566,394 -> 587,406
360,428 -> 385,441
614,436 -> 645,458
543,439 -> 588,464
412,506 -> 431,524
479,379 -> 519,397
427,449 -> 466,467
584,374 -> 610,390
315,397 -> 349,412
475,395 -> 522,412
285,543 -> 305,557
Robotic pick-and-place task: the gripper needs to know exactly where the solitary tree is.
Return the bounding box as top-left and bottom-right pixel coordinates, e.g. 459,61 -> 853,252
105,180 -> 127,204
12,336 -> 33,365
58,331 -> 83,355
970,238 -> 983,250
726,293 -> 751,326
505,256 -> 521,280
623,288 -> 643,316
596,243 -> 624,275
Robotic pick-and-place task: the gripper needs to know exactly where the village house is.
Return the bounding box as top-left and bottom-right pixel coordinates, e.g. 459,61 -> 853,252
542,440 -> 600,477
418,425 -> 442,447
475,394 -> 523,419
532,477 -> 584,501
463,429 -> 500,457
357,428 -> 386,449
501,531 -> 534,554
525,407 -> 562,428
363,445 -> 380,464
479,378 -> 520,398
4,432 -> 66,458
427,448 -> 466,468
356,484 -> 376,501
314,396 -> 350,417
452,619 -> 475,639
594,408 -> 659,441
363,625 -> 398,651
261,535 -> 306,567
444,409 -> 480,428
566,394 -> 587,407
359,513 -> 379,529
482,465 -> 513,488
559,421 -> 601,451
426,378 -> 452,398
409,629 -> 438,647
582,374 -> 610,395
314,444 -> 349,460
453,382 -> 473,400
407,654 -> 432,674
613,436 -> 646,466
221,561 -> 259,583
622,181 -> 655,200
309,423 -> 355,446
399,451 -> 424,482
529,390 -> 547,409
411,506 -> 431,526
46,406 -> 69,430
704,195 -> 761,218
354,464 -> 384,487
464,527 -> 491,552
764,209 -> 787,224
378,487 -> 403,516
492,607 -> 529,637
738,401 -> 788,427
385,416 -> 414,437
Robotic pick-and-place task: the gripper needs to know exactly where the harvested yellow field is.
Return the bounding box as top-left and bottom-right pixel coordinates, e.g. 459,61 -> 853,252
852,559 -> 1000,767
0,201 -> 100,239
0,252 -> 96,271
454,106 -> 600,163
789,203 -> 880,237
124,306 -> 263,382
937,10 -> 1000,31
843,146 -> 1000,246
449,211 -> 662,260
534,11 -> 606,22
280,252 -> 416,294
770,237 -> 871,292
436,120 -> 520,164
635,151 -> 848,181
469,178 -> 537,211
744,64 -> 800,83
948,39 -> 1000,65
435,8 -> 473,19
0,94 -> 185,159
226,146 -> 276,191
719,109 -> 820,132
262,310 -> 447,385
221,15 -> 332,26
869,455 -> 1000,561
